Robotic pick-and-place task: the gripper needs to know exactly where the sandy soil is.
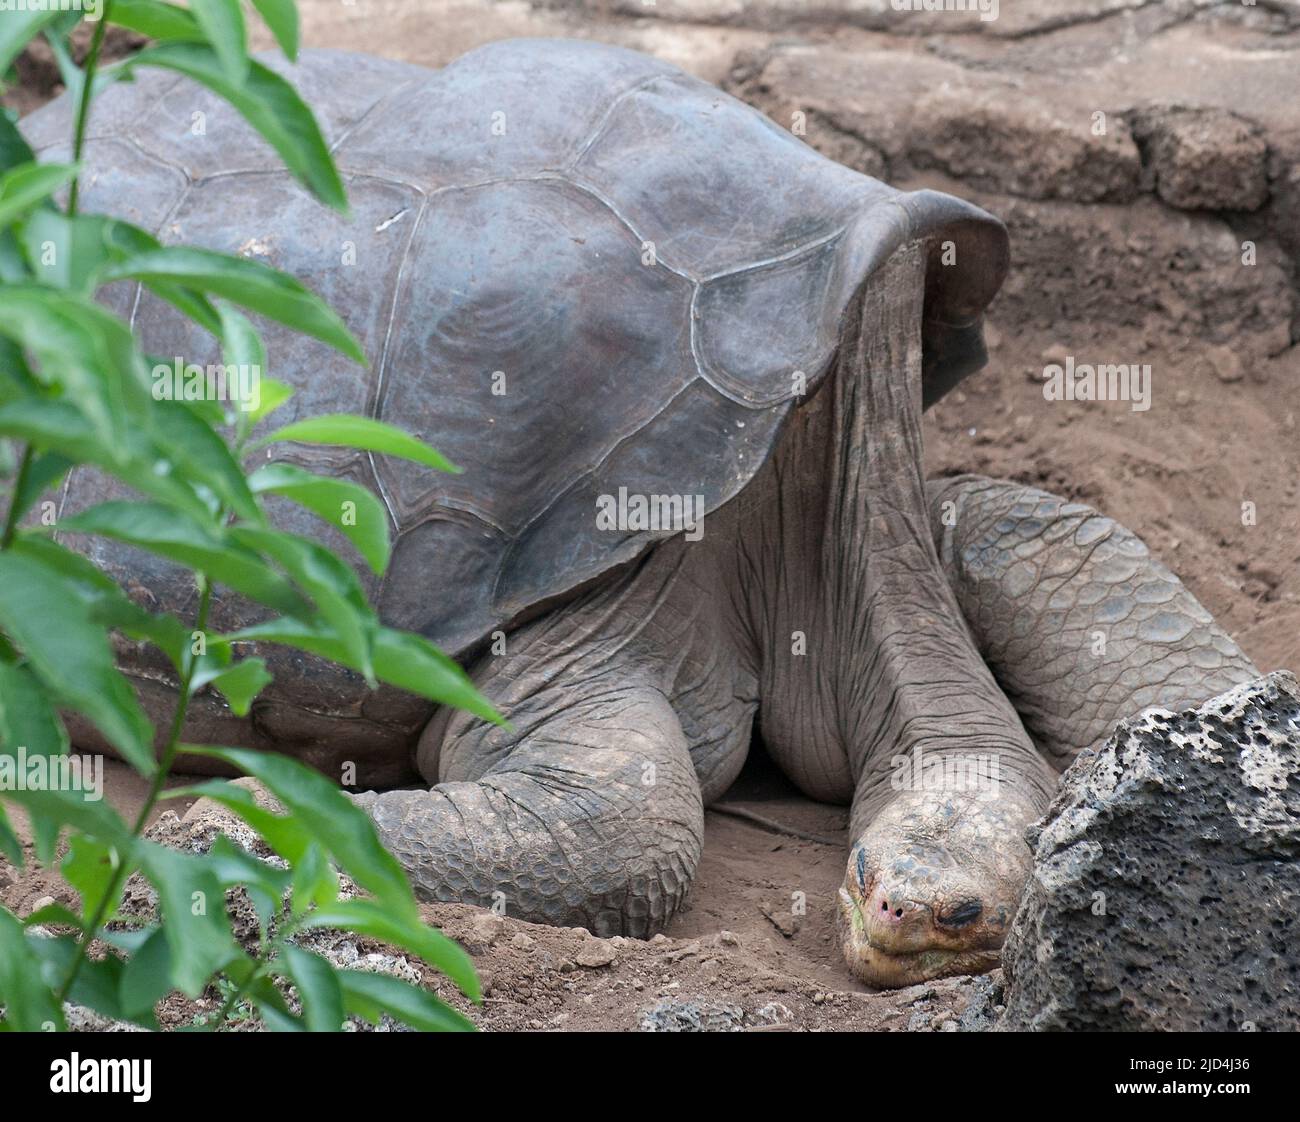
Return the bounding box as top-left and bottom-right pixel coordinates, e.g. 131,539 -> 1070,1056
1,753 -> 998,1031
2,0 -> 1297,1030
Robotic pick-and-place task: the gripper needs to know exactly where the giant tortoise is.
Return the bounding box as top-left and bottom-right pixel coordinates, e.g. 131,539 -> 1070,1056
24,39 -> 1257,987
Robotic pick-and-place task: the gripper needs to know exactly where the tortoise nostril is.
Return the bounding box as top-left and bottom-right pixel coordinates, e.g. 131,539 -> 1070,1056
938,899 -> 984,928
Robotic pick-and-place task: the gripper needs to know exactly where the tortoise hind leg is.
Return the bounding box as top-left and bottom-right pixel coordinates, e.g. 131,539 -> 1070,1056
926,473 -> 1258,766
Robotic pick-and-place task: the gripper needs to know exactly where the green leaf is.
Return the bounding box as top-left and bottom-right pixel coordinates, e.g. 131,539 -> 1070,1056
0,401 -> 212,522
0,227 -> 30,285
0,163 -> 77,232
151,398 -> 262,521
62,834 -> 126,922
97,926 -> 159,956
60,501 -> 309,616
103,220 -> 222,334
0,783 -> 130,847
222,951 -> 300,1028
9,535 -> 191,671
0,804 -> 21,866
249,462 -> 391,574
302,899 -> 479,1002
278,944 -> 343,1032
23,901 -> 83,929
225,618 -> 503,726
43,9 -> 86,39
186,746 -> 418,918
41,28 -> 84,106
0,7 -> 62,76
217,302 -> 266,441
0,907 -> 65,1031
9,450 -> 72,525
191,656 -> 271,716
29,809 -> 60,864
169,775 -> 312,864
0,659 -> 69,758
370,629 -> 502,724
122,42 -> 349,212
134,839 -> 237,996
288,839 -> 337,916
119,926 -> 174,1019
0,335 -> 38,401
22,929 -> 134,1024
19,209 -> 109,292
102,245 -> 364,364
0,399 -> 120,470
0,551 -> 153,773
108,0 -> 205,42
249,0 -> 299,60
337,969 -> 475,1032
253,995 -> 304,1031
245,376 -> 292,426
0,112 -> 35,175
256,414 -> 456,472
0,285 -> 153,446
189,0 -> 249,85
231,524 -> 375,683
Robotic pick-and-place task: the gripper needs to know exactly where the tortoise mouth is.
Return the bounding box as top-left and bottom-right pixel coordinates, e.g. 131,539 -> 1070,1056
837,887 -> 1002,988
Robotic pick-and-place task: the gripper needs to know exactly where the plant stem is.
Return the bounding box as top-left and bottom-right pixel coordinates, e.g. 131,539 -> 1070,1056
132,577 -> 213,831
0,445 -> 32,548
66,5 -> 111,217
55,575 -> 213,1007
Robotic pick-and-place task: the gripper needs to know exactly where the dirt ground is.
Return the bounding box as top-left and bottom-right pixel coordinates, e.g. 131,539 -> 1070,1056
1,755 -> 998,1031
2,0 -> 1298,1030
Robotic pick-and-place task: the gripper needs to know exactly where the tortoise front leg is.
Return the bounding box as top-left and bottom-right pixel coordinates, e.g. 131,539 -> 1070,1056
926,473 -> 1259,766
354,652 -> 704,939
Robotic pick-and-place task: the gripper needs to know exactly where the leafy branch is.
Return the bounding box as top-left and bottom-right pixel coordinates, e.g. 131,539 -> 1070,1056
0,1 -> 494,1032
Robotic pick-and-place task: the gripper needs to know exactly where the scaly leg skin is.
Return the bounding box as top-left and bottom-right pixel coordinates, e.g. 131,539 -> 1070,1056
351,525 -> 759,938
926,473 -> 1259,766
352,628 -> 705,938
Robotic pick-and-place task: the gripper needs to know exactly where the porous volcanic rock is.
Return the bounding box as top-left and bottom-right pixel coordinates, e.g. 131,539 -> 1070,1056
999,671 -> 1300,1031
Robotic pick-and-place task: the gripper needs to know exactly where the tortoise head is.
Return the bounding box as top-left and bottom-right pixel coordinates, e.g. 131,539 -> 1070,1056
836,784 -> 1038,988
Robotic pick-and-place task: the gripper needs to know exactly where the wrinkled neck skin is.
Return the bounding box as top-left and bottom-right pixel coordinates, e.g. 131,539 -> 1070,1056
721,243 -> 1054,819
708,244 -> 1055,985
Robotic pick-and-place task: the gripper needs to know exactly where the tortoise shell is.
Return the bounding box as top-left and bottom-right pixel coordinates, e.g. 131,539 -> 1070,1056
21,39 -> 1007,757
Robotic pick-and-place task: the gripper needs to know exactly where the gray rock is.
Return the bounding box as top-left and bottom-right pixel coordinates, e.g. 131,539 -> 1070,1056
638,998 -> 746,1032
954,974 -> 1006,1032
999,671 -> 1300,1031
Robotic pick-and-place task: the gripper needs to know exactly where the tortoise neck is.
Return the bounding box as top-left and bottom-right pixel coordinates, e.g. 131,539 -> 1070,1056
729,244 -> 1051,819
